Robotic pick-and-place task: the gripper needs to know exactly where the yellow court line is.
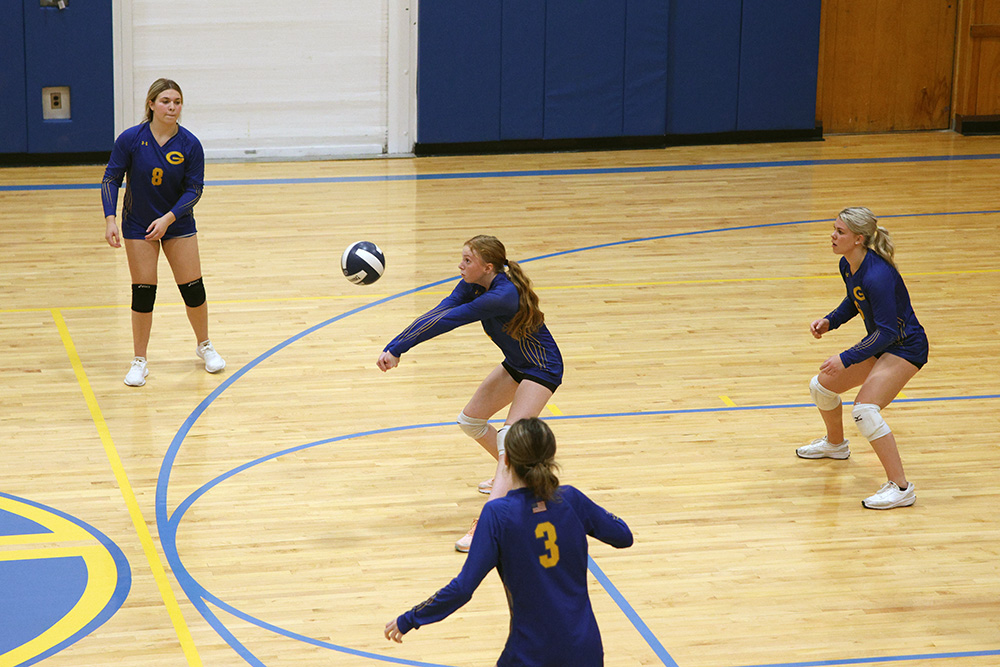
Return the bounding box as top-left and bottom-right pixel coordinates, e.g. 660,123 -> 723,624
546,403 -> 564,416
2,268 -> 997,315
3,293 -> 387,314
719,395 -> 738,407
535,268 -> 1000,291
0,544 -> 107,563
50,309 -> 203,666
0,533 -> 86,548
897,392 -> 908,399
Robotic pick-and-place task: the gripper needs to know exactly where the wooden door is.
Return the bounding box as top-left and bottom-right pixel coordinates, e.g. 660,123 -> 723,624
954,0 -> 1000,116
817,0 -> 958,132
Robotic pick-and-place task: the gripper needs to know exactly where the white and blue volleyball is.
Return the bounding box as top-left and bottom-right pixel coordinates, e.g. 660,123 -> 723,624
341,241 -> 386,285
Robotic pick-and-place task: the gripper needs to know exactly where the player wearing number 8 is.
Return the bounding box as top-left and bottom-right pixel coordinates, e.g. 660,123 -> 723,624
385,418 -> 633,666
102,79 -> 225,387
102,79 -> 204,243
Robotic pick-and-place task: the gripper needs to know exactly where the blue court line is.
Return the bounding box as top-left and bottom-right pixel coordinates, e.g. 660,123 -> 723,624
479,209 -> 1000,268
587,557 -> 680,667
4,152 -> 1000,192
733,648 -> 1000,667
169,390 -> 1000,534
166,394 -> 1000,533
196,588 -> 457,667
155,211 -> 1000,667
156,284 -> 455,667
159,390 -> 1000,667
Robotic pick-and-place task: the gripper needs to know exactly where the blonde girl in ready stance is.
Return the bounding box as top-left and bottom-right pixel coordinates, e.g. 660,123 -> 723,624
797,207 -> 928,509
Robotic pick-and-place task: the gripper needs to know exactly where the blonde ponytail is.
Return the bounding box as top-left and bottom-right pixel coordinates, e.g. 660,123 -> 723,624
838,207 -> 896,269
870,225 -> 896,268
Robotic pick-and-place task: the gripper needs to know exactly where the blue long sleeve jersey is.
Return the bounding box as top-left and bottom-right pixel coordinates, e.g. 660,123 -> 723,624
101,123 -> 204,228
384,273 -> 564,387
825,252 -> 927,368
397,486 -> 633,667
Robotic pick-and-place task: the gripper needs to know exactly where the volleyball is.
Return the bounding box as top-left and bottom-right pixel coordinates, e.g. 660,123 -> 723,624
341,241 -> 386,285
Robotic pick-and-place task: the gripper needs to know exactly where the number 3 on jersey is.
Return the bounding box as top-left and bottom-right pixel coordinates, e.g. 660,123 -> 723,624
151,168 -> 163,186
535,521 -> 560,568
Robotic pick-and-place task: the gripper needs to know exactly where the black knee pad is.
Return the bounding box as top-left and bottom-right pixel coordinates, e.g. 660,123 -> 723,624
131,283 -> 157,313
178,277 -> 206,308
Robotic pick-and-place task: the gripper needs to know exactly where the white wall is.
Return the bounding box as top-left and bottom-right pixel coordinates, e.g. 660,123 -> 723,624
113,0 -> 415,159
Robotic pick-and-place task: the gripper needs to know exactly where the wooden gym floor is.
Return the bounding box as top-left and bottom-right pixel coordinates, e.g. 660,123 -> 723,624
1,131 -> 998,667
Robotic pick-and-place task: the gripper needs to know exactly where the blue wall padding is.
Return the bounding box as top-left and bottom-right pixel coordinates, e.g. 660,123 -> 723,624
665,0 -> 743,135
500,0 -> 546,140
22,0 -> 114,153
624,0 -> 669,136
417,0 -> 820,145
737,0 -> 821,131
543,0 -> 626,139
0,1 -> 28,153
418,0 -> 502,143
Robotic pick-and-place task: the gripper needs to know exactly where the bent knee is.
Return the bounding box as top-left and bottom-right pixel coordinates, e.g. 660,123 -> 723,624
852,403 -> 892,441
810,375 -> 842,411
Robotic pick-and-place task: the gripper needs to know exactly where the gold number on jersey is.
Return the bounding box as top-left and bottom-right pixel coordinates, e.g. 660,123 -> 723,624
151,168 -> 163,186
535,521 -> 560,568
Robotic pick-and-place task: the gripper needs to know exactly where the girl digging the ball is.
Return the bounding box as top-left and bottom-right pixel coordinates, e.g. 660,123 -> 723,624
377,235 -> 563,551
384,418 -> 632,666
102,78 -> 225,386
797,207 -> 928,509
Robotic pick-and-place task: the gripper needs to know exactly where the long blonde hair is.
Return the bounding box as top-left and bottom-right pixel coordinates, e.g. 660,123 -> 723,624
144,78 -> 183,124
839,207 -> 896,269
505,418 -> 560,501
465,235 -> 544,339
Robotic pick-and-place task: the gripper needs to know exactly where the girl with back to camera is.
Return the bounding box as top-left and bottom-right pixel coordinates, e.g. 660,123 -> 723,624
797,207 -> 928,509
102,78 -> 225,387
377,235 -> 563,551
384,417 -> 633,666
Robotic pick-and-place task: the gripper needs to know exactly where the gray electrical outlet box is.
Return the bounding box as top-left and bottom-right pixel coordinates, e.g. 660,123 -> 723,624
42,87 -> 71,120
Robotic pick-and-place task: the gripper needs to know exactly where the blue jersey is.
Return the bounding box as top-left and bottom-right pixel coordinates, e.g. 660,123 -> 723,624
397,486 -> 633,666
826,252 -> 928,368
385,273 -> 564,387
101,123 -> 204,240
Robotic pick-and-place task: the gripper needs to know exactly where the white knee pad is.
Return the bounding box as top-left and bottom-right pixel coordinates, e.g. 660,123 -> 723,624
810,375 -> 842,411
457,412 -> 489,440
496,425 -> 510,458
852,403 -> 892,441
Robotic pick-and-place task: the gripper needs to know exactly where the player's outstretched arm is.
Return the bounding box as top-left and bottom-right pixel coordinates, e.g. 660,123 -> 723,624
384,618 -> 403,643
377,350 -> 400,372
